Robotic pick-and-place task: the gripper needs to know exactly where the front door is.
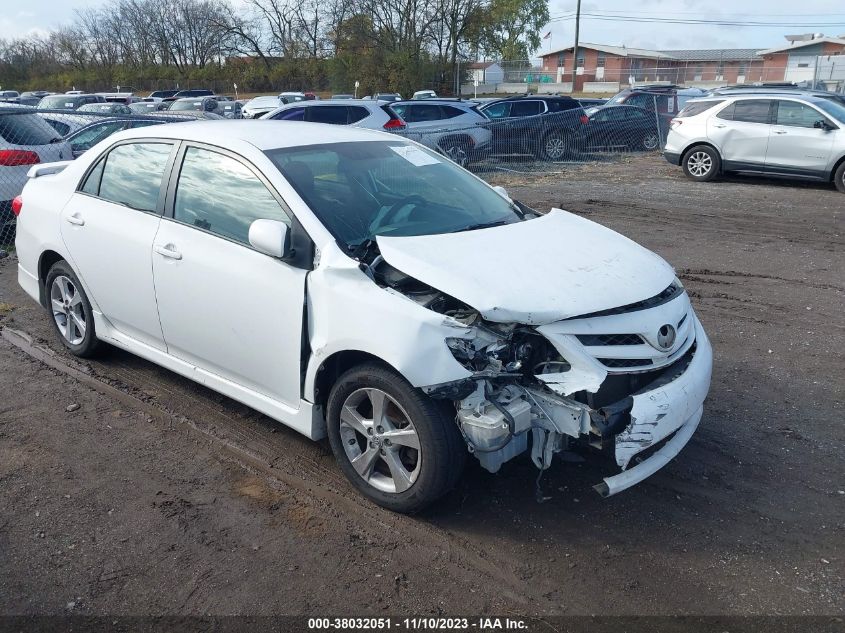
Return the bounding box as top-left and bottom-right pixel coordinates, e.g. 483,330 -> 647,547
60,141 -> 175,350
151,144 -> 307,408
766,99 -> 836,173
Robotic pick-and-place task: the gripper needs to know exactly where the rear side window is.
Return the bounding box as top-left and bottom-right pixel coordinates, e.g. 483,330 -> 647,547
724,100 -> 772,124
348,106 -> 369,123
0,113 -> 62,146
547,99 -> 579,112
677,100 -> 724,118
174,147 -> 290,245
306,106 -> 350,125
96,143 -> 173,212
775,101 -> 824,128
510,101 -> 542,117
440,105 -> 465,119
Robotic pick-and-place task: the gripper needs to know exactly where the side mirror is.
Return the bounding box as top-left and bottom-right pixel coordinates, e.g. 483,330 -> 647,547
492,185 -> 512,202
249,219 -> 291,259
814,119 -> 832,131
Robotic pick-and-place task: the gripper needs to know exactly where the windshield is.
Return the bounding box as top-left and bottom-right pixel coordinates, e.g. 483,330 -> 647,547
815,99 -> 845,124
249,97 -> 278,107
265,141 -> 521,248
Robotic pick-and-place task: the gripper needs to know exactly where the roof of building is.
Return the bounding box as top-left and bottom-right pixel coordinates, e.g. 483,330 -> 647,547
757,36 -> 845,55
541,43 -> 674,59
659,48 -> 761,62
467,62 -> 500,70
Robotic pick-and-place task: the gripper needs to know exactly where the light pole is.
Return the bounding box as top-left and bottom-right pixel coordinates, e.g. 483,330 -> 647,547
572,0 -> 581,93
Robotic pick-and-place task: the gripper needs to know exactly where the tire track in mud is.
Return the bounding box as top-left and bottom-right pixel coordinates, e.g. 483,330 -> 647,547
0,326 -> 565,611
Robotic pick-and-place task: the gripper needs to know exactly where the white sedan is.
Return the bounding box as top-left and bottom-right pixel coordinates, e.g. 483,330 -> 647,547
14,121 -> 712,512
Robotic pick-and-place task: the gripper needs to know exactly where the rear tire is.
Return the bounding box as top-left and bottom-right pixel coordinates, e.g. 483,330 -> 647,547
541,131 -> 569,161
834,161 -> 845,193
44,260 -> 100,358
326,362 -> 465,513
682,145 -> 720,182
438,137 -> 471,168
641,132 -> 660,151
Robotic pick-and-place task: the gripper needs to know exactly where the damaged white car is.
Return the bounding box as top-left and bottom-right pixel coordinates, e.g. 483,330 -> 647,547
14,121 -> 712,513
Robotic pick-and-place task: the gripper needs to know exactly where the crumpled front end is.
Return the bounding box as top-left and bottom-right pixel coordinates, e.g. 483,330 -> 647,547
425,281 -> 712,496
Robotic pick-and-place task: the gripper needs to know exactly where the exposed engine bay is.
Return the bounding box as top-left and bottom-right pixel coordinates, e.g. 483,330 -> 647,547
363,249 -> 711,497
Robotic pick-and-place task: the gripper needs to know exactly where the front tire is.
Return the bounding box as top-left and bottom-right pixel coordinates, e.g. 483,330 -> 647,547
834,161 -> 845,193
439,137 -> 471,167
45,260 -> 100,357
326,363 -> 465,513
682,145 -> 721,182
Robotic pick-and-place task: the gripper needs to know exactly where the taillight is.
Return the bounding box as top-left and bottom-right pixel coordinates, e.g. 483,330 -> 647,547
11,195 -> 23,217
579,114 -> 589,125
383,117 -> 406,131
0,150 -> 40,166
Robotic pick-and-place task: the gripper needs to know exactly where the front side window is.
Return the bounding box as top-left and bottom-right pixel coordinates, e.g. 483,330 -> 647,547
70,122 -> 126,153
265,141 -> 521,249
775,101 -> 825,128
174,147 -> 290,245
272,107 -> 305,121
482,102 -> 510,119
95,143 -> 173,212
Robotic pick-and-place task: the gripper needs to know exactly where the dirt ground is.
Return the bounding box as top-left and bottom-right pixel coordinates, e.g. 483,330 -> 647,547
0,154 -> 842,618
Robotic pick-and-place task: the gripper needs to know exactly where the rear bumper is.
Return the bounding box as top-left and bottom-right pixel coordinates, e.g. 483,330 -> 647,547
663,151 -> 681,166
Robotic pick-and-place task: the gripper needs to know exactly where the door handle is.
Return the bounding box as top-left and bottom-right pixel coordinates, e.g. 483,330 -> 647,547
713,124 -> 726,128
154,244 -> 182,260
65,213 -> 85,226
773,130 -> 787,135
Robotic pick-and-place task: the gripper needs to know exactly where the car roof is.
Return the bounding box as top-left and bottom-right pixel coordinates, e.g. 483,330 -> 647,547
277,99 -> 380,107
110,120 -> 395,150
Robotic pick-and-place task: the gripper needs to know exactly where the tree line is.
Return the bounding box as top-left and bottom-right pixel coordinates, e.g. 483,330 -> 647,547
0,0 -> 549,97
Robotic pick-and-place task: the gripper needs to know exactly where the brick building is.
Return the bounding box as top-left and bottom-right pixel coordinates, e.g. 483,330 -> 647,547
538,34 -> 845,91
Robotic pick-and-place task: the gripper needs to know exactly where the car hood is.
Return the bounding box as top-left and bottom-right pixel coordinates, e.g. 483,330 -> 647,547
376,209 -> 676,325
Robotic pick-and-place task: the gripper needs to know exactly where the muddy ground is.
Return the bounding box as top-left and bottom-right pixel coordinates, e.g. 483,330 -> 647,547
0,154 -> 842,618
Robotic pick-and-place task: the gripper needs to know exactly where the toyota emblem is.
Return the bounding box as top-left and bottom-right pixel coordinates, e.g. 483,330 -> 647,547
656,324 -> 676,350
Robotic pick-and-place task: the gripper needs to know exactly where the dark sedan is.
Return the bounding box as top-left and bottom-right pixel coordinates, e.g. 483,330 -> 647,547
570,105 -> 661,154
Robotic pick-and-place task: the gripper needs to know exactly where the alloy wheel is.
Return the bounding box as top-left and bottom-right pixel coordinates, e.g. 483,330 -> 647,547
339,387 -> 421,494
545,136 -> 566,160
50,275 -> 86,345
643,133 -> 659,150
443,144 -> 468,167
687,151 -> 712,177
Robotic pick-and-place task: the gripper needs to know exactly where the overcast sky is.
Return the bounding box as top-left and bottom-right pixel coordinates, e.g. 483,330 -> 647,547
4,0 -> 844,52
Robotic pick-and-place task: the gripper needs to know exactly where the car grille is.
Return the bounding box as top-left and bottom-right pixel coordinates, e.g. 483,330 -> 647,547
577,333 -> 644,346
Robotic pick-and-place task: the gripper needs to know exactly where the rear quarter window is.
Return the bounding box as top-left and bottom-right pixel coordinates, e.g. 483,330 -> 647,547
0,113 -> 62,146
677,100 -> 725,118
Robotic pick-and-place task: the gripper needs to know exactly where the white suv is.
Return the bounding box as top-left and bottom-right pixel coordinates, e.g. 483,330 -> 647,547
664,95 -> 845,192
261,99 -> 406,132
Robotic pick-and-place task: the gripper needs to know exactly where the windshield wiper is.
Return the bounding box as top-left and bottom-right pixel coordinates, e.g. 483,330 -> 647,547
349,237 -> 378,260
454,220 -> 510,233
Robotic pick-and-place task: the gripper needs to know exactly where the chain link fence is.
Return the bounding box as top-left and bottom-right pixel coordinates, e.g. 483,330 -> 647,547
0,107 -> 200,248
394,98 -> 668,175
1,97 -> 674,248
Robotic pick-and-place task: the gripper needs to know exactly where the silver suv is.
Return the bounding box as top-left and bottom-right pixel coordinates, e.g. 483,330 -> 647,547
664,95 -> 845,193
391,100 -> 492,167
261,99 -> 406,132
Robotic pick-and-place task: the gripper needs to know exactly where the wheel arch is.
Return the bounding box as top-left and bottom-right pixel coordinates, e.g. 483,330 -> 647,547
830,153 -> 845,182
37,250 -> 66,307
681,141 -> 722,162
309,349 -> 400,411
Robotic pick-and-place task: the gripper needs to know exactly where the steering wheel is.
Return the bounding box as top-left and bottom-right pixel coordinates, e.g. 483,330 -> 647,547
375,195 -> 427,230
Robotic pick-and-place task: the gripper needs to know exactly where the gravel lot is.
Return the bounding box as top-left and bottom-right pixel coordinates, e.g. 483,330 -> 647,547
0,154 -> 842,618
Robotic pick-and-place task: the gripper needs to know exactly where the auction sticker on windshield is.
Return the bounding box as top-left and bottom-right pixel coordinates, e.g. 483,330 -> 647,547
390,145 -> 440,166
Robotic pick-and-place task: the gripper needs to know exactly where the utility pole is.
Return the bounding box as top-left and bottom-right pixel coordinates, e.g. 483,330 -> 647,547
572,0 -> 581,93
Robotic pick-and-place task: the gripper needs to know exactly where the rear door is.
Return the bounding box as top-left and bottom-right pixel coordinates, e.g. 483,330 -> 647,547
708,99 -> 773,166
60,140 -> 175,350
151,143 -> 307,409
305,105 -> 352,125
766,99 -> 836,173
